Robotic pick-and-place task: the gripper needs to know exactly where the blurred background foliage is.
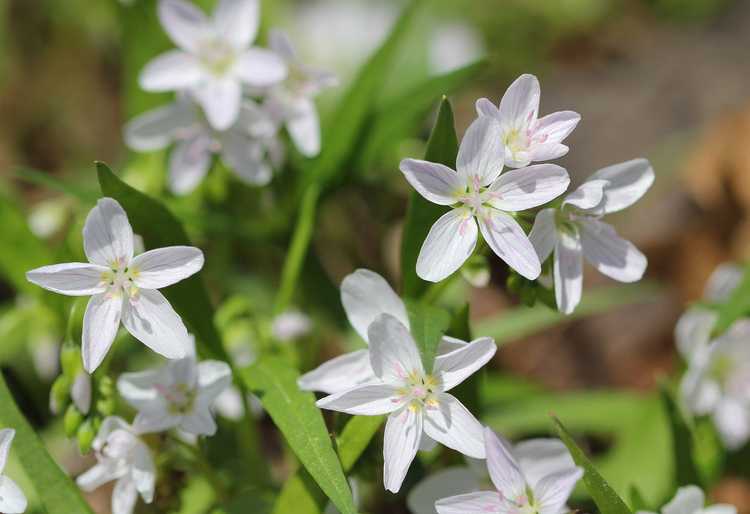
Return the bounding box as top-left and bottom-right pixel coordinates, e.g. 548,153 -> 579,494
2,0 -> 750,513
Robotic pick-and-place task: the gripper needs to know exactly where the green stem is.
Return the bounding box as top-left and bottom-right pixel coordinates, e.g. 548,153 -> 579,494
170,435 -> 228,502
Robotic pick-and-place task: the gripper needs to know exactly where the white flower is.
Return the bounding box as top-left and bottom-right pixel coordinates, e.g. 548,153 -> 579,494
125,97 -> 278,194
76,417 -> 155,514
0,429 -> 27,514
117,337 -> 232,436
316,313 -> 496,493
637,485 -> 736,514
435,428 -> 582,514
703,263 -> 743,304
272,310 -> 312,342
140,0 -> 287,130
26,198 -> 202,373
680,319 -> 750,450
400,116 -> 570,283
529,158 -> 654,314
263,30 -> 338,157
476,74 -> 580,168
298,269 -> 474,394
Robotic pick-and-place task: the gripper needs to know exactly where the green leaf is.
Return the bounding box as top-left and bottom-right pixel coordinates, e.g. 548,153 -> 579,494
401,97 -> 458,298
552,416 -> 633,514
241,357 -> 356,514
96,162 -> 227,361
336,415 -> 385,472
406,300 -> 452,372
629,485 -> 649,512
15,167 -> 98,203
0,373 -> 95,514
660,382 -> 702,487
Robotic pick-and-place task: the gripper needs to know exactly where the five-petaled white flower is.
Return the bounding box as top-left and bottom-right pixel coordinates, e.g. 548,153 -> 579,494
400,116 -> 570,283
681,319 -> 750,450
0,429 -> 27,514
316,313 -> 496,493
298,269 -> 475,394
529,158 -> 654,314
435,428 -> 582,514
476,74 -> 580,168
125,96 -> 279,194
140,0 -> 287,130
637,485 -> 736,514
76,417 -> 155,514
117,336 -> 232,436
26,198 -> 202,373
261,30 -> 338,157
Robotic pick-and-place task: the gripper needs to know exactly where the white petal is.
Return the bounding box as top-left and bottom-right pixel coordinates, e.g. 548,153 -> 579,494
158,0 -> 210,52
423,394 -> 485,458
235,48 -> 288,87
400,159 -> 464,206
407,467 -> 481,514
528,208 -> 557,262
368,313 -> 424,382
437,336 -> 469,355
194,78 -> 242,130
72,372 -> 92,414
132,442 -> 155,503
514,438 -> 576,489
485,427 -> 526,500
298,349 -> 377,394
383,407 -> 422,493
341,269 -> 409,343
316,384 -> 400,416
112,477 -> 138,514
419,433 -> 437,452
26,262 -> 108,296
553,228 -> 583,315
84,198 -> 134,267
220,133 -> 272,186
486,163 -> 569,212
287,99 -> 321,157
213,0 -> 259,49
76,462 -> 120,492
533,110 -> 580,145
675,308 -> 716,360
579,219 -> 647,283
168,134 -> 213,194
0,476 -> 27,514
587,158 -> 654,214
93,416 -> 132,450
529,142 -> 570,163
478,209 -> 540,280
562,179 -> 607,211
0,429 -> 14,473
82,293 -> 123,373
133,412 -> 181,434
124,101 -> 196,152
435,491 -> 503,514
268,29 -> 296,61
714,397 -> 750,450
456,117 -> 505,187
121,289 -> 190,360
117,368 -> 166,410
131,246 -> 204,289
704,263 -> 744,303
680,370 -> 720,416
535,467 -> 584,514
196,360 -> 233,401
703,506 -> 738,514
433,337 -> 496,391
139,50 -> 203,91
498,74 -> 540,127
180,409 -> 217,435
663,486 -> 705,514
417,208 -> 478,283
475,97 -> 500,118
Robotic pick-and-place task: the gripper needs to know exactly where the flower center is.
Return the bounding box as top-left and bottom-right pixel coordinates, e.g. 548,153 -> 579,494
101,260 -> 140,299
396,372 -> 440,412
199,39 -> 237,77
504,486 -> 539,514
456,176 -> 494,218
155,382 -> 196,415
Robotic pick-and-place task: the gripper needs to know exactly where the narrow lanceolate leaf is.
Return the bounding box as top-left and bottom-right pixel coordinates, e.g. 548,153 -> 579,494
406,300 -> 452,372
96,162 -> 227,362
241,357 -> 356,514
0,373 -> 95,514
552,417 -> 633,514
401,97 -> 458,298
660,382 -> 702,487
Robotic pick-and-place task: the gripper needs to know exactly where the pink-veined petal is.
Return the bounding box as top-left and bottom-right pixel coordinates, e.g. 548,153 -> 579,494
486,163 -> 569,212
579,219 -> 647,283
408,467 -> 482,514
485,427 -> 526,501
82,293 -> 123,373
298,349 -> 376,394
383,407 -> 422,493
478,209 -> 540,280
131,246 -> 204,289
340,269 -> 408,343
83,198 -> 134,267
423,394 -> 485,458
514,438 -> 576,489
368,313 -> 424,382
417,208 -> 478,283
315,384 -> 401,416
475,97 -> 500,118
553,228 -> 583,315
158,0 -> 210,53
498,74 -> 540,128
528,208 -> 557,263
435,491 -> 503,514
562,179 -> 607,211
587,158 -> 654,214
139,50 -> 203,92
213,0 -> 259,49
235,48 -> 287,87
534,467 -> 584,514
534,110 -> 580,145
400,158 -> 464,206
121,289 -> 190,360
26,262 -> 108,296
433,337 -> 496,392
456,117 -> 505,187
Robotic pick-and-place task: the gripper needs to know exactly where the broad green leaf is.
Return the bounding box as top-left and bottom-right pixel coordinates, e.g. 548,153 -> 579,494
401,97 -> 457,298
96,162 -> 227,362
552,416 -> 633,514
406,300 -> 452,372
241,357 -> 356,514
660,382 -> 702,487
0,373 -> 95,514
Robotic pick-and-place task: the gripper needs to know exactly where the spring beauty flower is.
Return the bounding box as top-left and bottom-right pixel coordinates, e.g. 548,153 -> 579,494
26,198 -> 203,372
140,0 -> 287,130
476,74 -> 580,168
529,158 -> 654,314
400,116 -> 570,283
637,486 -> 736,514
76,417 -> 155,514
125,97 -> 279,194
316,313 -> 496,493
435,428 -> 582,514
117,337 -> 232,436
0,429 -> 27,514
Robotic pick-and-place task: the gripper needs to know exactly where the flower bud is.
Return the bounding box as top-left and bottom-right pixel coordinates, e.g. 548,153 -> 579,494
77,419 -> 96,454
60,343 -> 81,377
50,375 -> 71,415
96,396 -> 116,417
64,404 -> 83,437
